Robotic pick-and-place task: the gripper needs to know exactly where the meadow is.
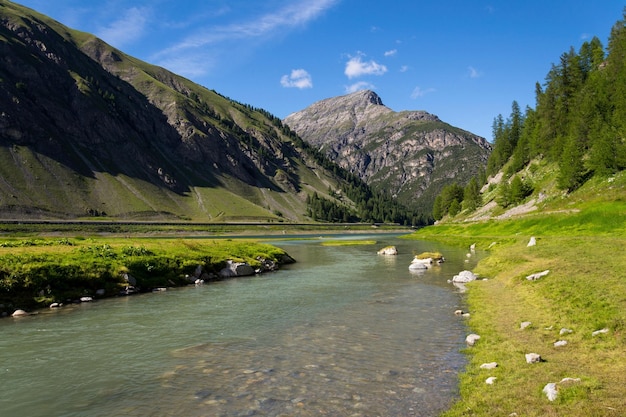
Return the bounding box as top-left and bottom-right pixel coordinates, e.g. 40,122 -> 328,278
407,174 -> 626,416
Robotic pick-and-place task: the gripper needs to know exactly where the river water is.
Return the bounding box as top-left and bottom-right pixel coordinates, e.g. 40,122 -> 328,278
0,234 -> 479,417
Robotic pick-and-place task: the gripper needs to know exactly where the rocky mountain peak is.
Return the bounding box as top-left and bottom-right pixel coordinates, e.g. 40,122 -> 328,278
357,89 -> 384,106
284,92 -> 491,214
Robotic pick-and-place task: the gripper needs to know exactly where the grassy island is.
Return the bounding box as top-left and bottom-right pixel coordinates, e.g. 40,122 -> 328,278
0,237 -> 293,316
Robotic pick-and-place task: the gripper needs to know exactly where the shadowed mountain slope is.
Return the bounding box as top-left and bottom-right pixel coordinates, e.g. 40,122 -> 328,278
0,0 -> 356,222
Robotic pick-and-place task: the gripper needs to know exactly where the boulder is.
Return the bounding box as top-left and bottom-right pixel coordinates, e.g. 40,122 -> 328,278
525,353 -> 543,364
123,273 -> 137,286
377,246 -> 398,255
11,309 -> 29,317
520,321 -> 532,330
235,263 -> 255,276
409,258 -> 431,270
219,260 -> 256,278
543,383 -> 558,401
466,333 -> 481,346
543,378 -> 581,401
219,268 -> 236,278
452,270 -> 477,283
256,256 -> 278,272
485,376 -> 497,385
554,340 -> 568,347
193,264 -> 203,278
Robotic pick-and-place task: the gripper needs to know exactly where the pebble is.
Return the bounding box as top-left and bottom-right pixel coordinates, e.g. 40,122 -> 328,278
592,328 -> 609,336
480,362 -> 498,370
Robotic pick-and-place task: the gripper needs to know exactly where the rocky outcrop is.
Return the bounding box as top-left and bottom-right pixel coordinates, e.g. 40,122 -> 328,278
284,90 -> 491,212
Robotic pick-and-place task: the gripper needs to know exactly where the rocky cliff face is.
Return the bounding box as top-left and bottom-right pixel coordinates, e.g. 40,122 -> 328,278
284,90 -> 492,212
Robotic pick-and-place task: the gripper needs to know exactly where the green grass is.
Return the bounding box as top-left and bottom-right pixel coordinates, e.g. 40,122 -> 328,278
320,239 -> 377,246
407,185 -> 626,416
0,237 -> 292,314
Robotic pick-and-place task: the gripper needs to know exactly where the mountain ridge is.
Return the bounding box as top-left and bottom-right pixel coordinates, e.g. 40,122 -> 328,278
284,90 -> 491,213
0,0 -> 362,222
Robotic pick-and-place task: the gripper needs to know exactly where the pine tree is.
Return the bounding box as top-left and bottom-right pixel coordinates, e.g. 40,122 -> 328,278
558,134 -> 586,191
462,178 -> 481,212
432,195 -> 443,221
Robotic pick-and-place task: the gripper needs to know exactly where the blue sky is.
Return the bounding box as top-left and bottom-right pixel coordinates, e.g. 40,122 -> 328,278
15,0 -> 625,140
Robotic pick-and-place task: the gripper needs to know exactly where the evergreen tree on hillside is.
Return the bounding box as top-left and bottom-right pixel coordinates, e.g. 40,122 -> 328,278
462,177 -> 482,212
603,12 -> 626,171
486,102 -> 524,176
425,11 -> 626,218
432,184 -> 464,220
487,11 -> 625,193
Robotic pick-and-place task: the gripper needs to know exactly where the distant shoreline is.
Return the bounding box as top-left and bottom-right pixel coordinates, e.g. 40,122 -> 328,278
0,220 -> 414,237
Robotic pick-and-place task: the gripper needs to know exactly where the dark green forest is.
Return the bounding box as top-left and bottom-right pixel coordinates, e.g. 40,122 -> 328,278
433,10 -> 626,220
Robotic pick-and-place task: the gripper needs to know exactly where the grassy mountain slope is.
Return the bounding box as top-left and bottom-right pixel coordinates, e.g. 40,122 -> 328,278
0,0 -> 350,222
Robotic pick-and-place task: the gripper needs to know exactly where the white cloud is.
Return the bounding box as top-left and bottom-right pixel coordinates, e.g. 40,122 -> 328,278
345,81 -> 376,93
468,66 -> 482,78
156,54 -> 217,78
344,55 -> 388,79
155,0 -> 339,57
410,86 -> 436,99
97,7 -> 149,48
399,65 -> 409,73
384,49 -> 397,57
281,69 -> 313,89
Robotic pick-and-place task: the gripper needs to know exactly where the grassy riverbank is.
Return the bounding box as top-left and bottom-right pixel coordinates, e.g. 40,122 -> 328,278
406,186 -> 626,415
0,237 -> 292,316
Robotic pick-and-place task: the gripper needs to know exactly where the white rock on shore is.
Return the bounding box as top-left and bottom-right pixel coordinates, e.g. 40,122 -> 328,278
452,270 -> 477,283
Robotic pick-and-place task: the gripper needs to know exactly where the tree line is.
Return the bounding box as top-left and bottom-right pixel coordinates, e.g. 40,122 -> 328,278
433,10 -> 626,220
491,11 -> 626,189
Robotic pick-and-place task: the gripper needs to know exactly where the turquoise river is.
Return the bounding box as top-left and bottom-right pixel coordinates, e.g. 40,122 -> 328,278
0,233 -> 481,416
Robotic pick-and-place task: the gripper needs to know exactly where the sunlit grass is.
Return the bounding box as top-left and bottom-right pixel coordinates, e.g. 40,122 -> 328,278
408,202 -> 626,416
0,237 -> 291,312
320,240 -> 377,246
